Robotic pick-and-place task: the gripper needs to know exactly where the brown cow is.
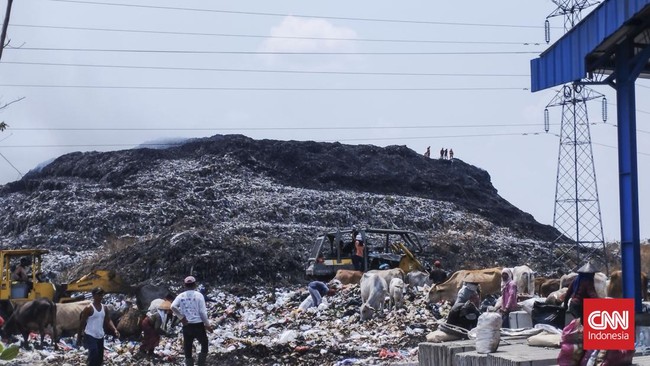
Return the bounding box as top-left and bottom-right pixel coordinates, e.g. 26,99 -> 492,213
534,277 -> 547,295
428,267 -> 502,304
606,270 -> 648,300
334,269 -> 363,285
2,298 -> 57,349
539,279 -> 561,297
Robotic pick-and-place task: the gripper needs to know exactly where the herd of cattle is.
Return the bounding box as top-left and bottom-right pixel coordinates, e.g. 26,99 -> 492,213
0,284 -> 174,349
335,265 -> 649,321
0,267 -> 646,350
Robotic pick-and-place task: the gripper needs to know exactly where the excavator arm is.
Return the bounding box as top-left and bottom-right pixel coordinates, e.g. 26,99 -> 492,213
65,270 -> 130,294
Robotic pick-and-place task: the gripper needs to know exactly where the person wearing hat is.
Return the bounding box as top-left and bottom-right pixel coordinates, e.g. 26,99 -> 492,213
446,276 -> 481,330
563,262 -> 600,321
171,276 -> 213,366
135,299 -> 173,359
78,287 -> 120,366
497,268 -> 518,328
429,260 -> 448,284
352,233 -> 365,271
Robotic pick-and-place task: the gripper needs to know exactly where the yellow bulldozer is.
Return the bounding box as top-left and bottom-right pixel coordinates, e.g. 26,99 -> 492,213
0,249 -> 129,314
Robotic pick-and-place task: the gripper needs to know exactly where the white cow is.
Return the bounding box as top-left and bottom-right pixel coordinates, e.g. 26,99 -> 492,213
560,272 -> 607,298
360,273 -> 388,321
366,268 -> 405,289
406,270 -> 432,288
389,278 -> 405,311
512,265 -> 535,295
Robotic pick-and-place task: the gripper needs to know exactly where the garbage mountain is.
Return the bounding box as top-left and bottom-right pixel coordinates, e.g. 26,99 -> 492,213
0,134 -> 561,285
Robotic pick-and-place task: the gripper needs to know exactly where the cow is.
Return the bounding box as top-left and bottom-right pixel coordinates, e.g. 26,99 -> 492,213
539,279 -> 561,297
534,277 -> 547,295
559,273 -> 578,289
427,267 -> 502,304
406,270 -> 432,288
606,270 -> 649,300
512,265 -> 535,295
546,287 -> 568,305
360,273 -> 388,321
334,269 -> 363,285
49,300 -> 91,339
366,268 -> 405,289
388,278 -> 405,311
560,272 -> 607,298
2,298 -> 57,349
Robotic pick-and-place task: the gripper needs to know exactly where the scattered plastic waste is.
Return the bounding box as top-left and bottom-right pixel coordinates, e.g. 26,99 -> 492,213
2,284 -> 431,365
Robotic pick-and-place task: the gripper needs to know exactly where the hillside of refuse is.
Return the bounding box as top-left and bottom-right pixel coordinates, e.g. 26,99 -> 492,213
0,134 -> 563,285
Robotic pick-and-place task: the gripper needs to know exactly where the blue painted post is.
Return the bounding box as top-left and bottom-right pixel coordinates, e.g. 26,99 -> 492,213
615,38 -> 642,312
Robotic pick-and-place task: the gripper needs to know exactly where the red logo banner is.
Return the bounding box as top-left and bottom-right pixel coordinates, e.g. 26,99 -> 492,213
583,298 -> 635,350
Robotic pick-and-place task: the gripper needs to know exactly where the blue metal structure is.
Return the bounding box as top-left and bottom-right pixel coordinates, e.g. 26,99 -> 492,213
531,0 -> 650,312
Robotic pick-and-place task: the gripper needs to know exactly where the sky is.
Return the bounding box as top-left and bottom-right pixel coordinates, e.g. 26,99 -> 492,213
0,0 -> 648,241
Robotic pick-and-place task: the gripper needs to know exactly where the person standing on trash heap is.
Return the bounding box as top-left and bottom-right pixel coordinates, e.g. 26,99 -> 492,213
351,233 -> 365,271
134,299 -> 173,360
563,262 -> 599,322
429,260 -> 448,284
78,287 -> 120,366
498,268 -> 518,328
171,276 -> 213,366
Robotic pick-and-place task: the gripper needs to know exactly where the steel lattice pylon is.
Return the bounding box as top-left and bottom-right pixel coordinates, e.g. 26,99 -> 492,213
544,0 -> 608,273
545,84 -> 608,273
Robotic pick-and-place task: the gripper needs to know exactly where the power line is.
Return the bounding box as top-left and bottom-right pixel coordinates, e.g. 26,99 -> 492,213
6,23 -> 544,46
0,131 -> 544,149
607,101 -> 650,115
0,60 -> 529,78
600,122 -> 650,135
6,47 -> 542,55
0,151 -> 23,176
592,142 -> 650,157
48,0 -> 549,29
0,84 -> 530,91
9,123 -> 552,131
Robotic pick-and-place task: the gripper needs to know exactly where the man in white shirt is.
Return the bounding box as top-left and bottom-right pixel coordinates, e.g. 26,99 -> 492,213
171,276 -> 213,366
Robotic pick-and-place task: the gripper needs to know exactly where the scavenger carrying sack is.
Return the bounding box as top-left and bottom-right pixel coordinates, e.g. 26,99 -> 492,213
531,302 -> 566,330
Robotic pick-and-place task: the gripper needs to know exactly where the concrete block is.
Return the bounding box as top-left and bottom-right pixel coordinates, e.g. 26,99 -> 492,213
509,311 -> 532,329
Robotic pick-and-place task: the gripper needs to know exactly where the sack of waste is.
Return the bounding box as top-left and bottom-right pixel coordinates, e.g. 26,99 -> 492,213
472,312 -> 501,354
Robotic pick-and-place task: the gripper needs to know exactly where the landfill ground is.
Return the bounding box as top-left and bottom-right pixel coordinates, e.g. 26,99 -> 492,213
2,283 -> 434,366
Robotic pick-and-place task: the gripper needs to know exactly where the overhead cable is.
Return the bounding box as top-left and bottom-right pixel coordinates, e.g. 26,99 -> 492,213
6,47 -> 542,55
0,84 -> 530,91
0,60 -> 529,77
6,23 -> 544,46
48,0 -> 548,29
9,123 -> 552,131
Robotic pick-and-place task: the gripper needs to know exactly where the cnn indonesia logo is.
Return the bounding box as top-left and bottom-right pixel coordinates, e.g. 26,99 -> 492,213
583,299 -> 635,350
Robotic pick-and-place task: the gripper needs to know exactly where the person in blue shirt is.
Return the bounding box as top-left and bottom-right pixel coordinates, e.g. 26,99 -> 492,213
307,281 -> 338,308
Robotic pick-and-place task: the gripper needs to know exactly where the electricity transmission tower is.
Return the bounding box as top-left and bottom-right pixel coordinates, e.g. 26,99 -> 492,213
544,0 -> 609,273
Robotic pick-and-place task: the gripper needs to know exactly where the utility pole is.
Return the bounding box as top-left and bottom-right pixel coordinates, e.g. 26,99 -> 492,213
544,0 -> 609,273
0,0 -> 14,61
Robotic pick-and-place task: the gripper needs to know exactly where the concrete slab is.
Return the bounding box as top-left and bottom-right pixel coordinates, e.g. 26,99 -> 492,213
455,350 -> 488,366
419,340 -> 477,366
634,354 -> 650,366
483,344 -> 559,366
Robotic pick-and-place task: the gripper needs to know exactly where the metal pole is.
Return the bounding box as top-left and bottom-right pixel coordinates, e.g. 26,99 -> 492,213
614,38 -> 642,312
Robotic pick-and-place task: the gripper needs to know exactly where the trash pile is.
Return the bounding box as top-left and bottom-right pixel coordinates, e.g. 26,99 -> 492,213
4,284 -> 439,365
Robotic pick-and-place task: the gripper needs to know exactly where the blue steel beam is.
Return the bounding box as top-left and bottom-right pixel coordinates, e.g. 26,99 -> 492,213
615,38 -> 642,312
531,0 -> 650,92
532,0 -> 649,311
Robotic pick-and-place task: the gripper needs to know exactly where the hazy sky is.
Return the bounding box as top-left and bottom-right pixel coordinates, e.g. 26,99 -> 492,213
0,0 -> 647,241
